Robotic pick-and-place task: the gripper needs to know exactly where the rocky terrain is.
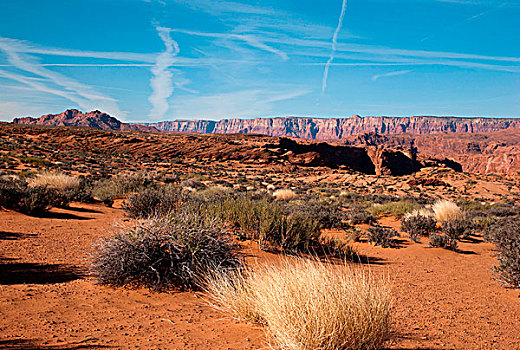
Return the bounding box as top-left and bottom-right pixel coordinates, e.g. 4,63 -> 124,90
10,110 -> 520,174
343,129 -> 520,174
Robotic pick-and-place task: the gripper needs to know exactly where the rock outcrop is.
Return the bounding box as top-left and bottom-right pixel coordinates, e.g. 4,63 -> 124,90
13,109 -> 158,133
149,115 -> 520,139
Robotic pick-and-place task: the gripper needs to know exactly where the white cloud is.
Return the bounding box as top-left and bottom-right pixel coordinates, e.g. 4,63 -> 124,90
169,88 -> 312,120
148,26 -> 180,119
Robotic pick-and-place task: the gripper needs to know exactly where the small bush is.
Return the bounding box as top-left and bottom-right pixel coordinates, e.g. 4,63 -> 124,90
429,234 -> 458,251
442,218 -> 473,240
91,209 -> 240,291
401,211 -> 437,242
273,188 -> 297,201
367,226 -> 399,248
285,199 -> 346,229
347,206 -> 375,225
92,172 -> 153,202
205,258 -> 392,350
345,227 -> 363,242
432,200 -> 463,223
484,218 -> 520,288
123,187 -> 181,218
0,177 -> 58,214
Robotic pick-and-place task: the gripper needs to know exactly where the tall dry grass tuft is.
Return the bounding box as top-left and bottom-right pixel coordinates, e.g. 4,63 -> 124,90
205,258 -> 392,350
28,171 -> 81,191
273,188 -> 297,201
432,200 -> 463,222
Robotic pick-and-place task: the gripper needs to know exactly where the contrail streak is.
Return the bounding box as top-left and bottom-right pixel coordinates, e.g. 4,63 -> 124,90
321,0 -> 348,95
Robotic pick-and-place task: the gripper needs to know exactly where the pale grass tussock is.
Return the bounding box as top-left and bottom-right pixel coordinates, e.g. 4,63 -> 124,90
205,258 -> 392,350
273,188 -> 297,201
28,171 -> 80,191
432,200 -> 463,222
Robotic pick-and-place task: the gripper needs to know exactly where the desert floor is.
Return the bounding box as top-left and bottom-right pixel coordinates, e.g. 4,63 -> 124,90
1,202 -> 519,350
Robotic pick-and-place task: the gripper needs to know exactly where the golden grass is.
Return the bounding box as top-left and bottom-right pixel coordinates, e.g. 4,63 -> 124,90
432,200 -> 463,222
27,171 -> 80,191
273,188 -> 297,201
403,208 -> 435,220
368,200 -> 420,218
205,258 -> 392,350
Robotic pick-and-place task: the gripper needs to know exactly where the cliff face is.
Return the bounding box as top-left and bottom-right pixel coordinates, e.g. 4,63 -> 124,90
149,115 -> 520,139
343,129 -> 520,174
13,109 -> 158,133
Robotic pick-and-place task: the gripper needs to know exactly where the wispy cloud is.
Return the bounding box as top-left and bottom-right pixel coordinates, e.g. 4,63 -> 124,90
0,38 -> 126,118
148,27 -> 180,119
321,0 -> 348,95
372,70 -> 412,81
169,88 -> 311,120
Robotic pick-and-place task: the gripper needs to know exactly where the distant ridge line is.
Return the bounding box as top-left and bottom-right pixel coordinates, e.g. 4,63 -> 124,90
12,109 -> 520,140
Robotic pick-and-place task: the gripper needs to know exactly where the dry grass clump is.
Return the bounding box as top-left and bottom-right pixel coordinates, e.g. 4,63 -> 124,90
28,171 -> 81,191
432,200 -> 463,222
273,188 -> 297,201
368,200 -> 420,219
205,258 -> 392,350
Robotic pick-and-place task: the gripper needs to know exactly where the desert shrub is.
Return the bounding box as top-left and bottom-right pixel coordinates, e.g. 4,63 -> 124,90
367,226 -> 399,248
285,199 -> 346,229
92,172 -> 153,202
401,211 -> 437,242
442,218 -> 474,240
273,188 -> 297,201
484,218 -> 520,288
91,209 -> 240,291
345,227 -> 363,242
432,200 -> 463,222
0,177 -> 59,214
368,200 -> 420,219
27,171 -> 81,191
429,234 -> 458,251
123,187 -> 181,219
205,258 -> 392,350
346,206 -> 375,225
488,203 -> 520,218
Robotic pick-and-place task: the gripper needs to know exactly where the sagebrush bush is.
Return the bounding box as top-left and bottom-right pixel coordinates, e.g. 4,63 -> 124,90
92,172 -> 153,202
123,186 -> 181,218
367,226 -> 399,248
0,177 -> 60,214
91,208 -> 240,290
484,218 -> 520,288
346,206 -> 375,225
285,199 -> 346,229
429,234 -> 458,251
432,200 -> 463,222
401,211 -> 437,242
205,258 -> 392,350
442,218 -> 473,240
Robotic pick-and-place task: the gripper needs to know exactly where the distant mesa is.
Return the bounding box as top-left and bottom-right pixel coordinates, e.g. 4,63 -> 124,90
12,109 -> 520,139
12,109 -> 158,133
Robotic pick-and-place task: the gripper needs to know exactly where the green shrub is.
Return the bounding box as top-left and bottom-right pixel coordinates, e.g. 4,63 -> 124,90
347,206 -> 375,225
368,200 -> 420,218
92,172 -> 153,202
123,187 -> 181,218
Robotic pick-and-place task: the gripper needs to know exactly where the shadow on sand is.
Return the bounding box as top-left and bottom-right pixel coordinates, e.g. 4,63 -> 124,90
0,339 -> 113,349
0,262 -> 86,285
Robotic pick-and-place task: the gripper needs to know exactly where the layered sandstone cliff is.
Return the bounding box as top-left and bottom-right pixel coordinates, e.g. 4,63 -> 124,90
150,115 -> 520,139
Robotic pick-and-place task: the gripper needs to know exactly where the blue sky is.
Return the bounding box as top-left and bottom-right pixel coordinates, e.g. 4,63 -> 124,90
0,0 -> 518,122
